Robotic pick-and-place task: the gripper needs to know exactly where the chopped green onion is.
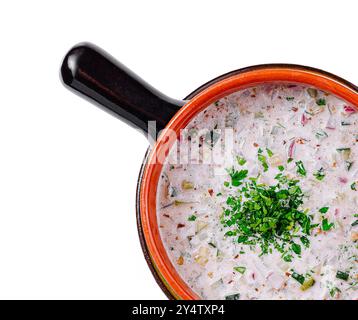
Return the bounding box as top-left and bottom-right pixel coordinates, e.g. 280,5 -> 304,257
291,271 -> 305,285
233,266 -> 246,274
188,215 -> 197,221
295,160 -> 307,176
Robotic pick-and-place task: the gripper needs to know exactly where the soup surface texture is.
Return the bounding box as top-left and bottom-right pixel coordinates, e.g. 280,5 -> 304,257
157,84 -> 358,300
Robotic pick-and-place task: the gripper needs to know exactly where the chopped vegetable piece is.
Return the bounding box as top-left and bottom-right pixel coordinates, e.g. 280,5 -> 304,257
322,218 -> 334,231
237,156 -> 247,166
307,88 -> 318,98
315,130 -> 328,140
291,272 -> 305,285
319,207 -> 329,214
336,148 -> 351,161
188,215 -> 197,221
300,277 -> 315,291
291,243 -> 301,255
258,153 -> 269,172
233,266 -> 246,274
313,168 -> 325,181
182,180 -> 194,190
316,98 -> 326,106
336,271 -> 349,281
295,160 -> 307,176
226,168 -> 248,187
225,293 -> 240,300
266,148 -> 274,157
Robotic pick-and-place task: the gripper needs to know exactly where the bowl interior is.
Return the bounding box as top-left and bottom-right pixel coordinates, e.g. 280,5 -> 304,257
139,66 -> 358,300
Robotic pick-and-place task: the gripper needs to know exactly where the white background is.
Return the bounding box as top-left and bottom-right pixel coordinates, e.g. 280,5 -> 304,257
0,0 -> 357,299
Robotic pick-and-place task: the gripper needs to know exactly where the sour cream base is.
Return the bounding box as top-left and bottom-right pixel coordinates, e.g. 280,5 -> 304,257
157,84 -> 358,300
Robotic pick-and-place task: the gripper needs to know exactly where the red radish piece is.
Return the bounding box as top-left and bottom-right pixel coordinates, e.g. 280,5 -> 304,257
339,177 -> 348,184
301,113 -> 309,126
343,105 -> 356,114
288,140 -> 296,158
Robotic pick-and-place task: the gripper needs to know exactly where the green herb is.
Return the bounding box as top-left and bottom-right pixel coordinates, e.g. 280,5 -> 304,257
313,168 -> 325,181
319,207 -> 329,214
224,181 -> 230,187
295,160 -> 307,176
336,271 -> 349,281
316,98 -> 326,106
225,293 -> 240,300
322,218 -> 334,231
258,153 -> 269,172
283,254 -> 293,262
208,242 -> 216,248
286,97 -> 295,101
216,192 -> 222,196
226,168 -> 248,187
329,287 -> 341,297
291,243 -> 301,255
188,215 -> 197,221
351,182 -> 357,191
221,171 -> 314,260
233,266 -> 246,274
278,165 -> 285,172
287,158 -> 293,163
300,236 -> 310,247
237,156 -> 247,166
291,271 -> 305,285
266,148 -> 274,157
351,220 -> 358,227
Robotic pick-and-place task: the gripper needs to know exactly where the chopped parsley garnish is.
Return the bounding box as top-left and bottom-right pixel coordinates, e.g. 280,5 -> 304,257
295,160 -> 307,176
222,171 -> 314,260
291,243 -> 301,255
188,215 -> 197,221
319,207 -> 329,214
278,165 -> 285,172
286,97 -> 295,101
313,168 -> 325,181
266,148 -> 274,157
227,168 -> 248,187
322,218 -> 334,231
237,156 -> 247,166
351,182 -> 357,191
336,271 -> 349,281
257,150 -> 269,172
316,98 -> 326,106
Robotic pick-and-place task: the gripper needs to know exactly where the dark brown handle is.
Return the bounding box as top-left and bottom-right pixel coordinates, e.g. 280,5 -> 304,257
60,42 -> 185,137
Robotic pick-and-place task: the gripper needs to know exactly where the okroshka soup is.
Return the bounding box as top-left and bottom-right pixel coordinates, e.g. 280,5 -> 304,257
156,83 -> 358,300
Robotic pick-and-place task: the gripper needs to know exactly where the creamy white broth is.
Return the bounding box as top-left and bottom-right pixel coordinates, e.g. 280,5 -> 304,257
156,84 -> 358,300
